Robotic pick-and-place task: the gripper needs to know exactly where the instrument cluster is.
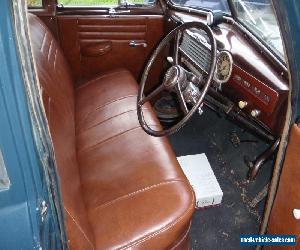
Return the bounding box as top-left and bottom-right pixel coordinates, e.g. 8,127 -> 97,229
214,50 -> 233,84
179,29 -> 233,88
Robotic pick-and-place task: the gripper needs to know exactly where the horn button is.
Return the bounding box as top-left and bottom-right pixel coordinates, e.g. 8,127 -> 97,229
163,65 -> 187,91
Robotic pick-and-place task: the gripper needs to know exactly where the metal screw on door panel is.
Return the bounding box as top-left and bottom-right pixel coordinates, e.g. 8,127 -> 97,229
293,209 -> 300,220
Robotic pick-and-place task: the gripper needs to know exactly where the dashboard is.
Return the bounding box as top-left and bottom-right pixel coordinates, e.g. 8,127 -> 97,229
167,11 -> 289,138
179,29 -> 233,86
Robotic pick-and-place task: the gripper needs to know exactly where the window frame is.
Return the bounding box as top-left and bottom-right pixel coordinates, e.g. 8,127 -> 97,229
28,0 -> 56,16
27,0 -> 159,16
55,0 -> 163,16
54,0 -> 159,11
168,0 -> 232,15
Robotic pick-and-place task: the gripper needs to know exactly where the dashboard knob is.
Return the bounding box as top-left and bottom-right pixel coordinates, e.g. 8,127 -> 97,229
238,101 -> 248,109
251,109 -> 261,118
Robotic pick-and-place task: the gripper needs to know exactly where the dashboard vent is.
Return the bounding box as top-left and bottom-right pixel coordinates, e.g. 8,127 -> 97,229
179,31 -> 211,73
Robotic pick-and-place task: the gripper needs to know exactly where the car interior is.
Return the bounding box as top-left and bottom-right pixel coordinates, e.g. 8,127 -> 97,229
27,0 -> 290,248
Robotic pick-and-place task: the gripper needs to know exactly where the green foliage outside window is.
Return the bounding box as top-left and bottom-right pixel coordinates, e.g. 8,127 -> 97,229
28,0 -> 42,7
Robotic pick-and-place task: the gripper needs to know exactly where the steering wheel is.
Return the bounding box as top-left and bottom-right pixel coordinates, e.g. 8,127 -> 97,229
137,22 -> 217,137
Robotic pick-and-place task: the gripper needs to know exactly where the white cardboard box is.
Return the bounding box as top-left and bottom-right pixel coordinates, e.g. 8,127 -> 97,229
177,154 -> 223,208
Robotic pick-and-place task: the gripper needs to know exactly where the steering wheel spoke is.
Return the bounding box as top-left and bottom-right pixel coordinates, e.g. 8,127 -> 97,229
175,84 -> 189,115
172,30 -> 181,65
139,84 -> 165,106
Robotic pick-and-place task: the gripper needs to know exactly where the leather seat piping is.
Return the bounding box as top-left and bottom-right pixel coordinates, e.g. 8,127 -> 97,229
122,185 -> 195,249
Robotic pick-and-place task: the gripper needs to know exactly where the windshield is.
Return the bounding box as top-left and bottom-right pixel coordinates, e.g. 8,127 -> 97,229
232,0 -> 284,60
171,0 -> 231,13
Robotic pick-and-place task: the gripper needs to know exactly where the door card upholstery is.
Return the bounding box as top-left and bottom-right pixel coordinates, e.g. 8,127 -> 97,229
57,16 -> 163,85
267,124 -> 300,249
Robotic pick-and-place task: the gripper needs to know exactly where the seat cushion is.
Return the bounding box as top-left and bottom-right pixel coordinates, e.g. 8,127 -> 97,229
29,12 -> 195,250
75,69 -> 195,249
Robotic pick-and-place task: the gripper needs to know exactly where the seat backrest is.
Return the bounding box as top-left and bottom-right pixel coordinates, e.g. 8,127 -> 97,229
28,14 -> 95,249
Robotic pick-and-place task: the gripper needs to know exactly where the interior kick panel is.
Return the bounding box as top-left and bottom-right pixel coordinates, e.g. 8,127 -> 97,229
165,10 -> 289,135
57,15 -> 163,84
268,125 -> 300,238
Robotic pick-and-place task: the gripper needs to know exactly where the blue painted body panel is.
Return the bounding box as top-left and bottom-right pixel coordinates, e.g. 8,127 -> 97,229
272,0 -> 300,119
0,0 -> 299,249
0,1 -> 63,249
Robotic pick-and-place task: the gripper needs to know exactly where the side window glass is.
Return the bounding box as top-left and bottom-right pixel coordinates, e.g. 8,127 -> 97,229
58,0 -> 155,7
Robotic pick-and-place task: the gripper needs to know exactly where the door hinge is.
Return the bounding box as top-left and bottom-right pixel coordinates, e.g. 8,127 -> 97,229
39,200 -> 48,222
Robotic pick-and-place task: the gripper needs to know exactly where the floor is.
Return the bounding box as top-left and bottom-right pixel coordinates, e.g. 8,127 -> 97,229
168,107 -> 275,249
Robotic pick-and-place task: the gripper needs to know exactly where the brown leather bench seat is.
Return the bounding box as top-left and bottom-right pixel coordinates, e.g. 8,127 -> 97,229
29,13 -> 195,249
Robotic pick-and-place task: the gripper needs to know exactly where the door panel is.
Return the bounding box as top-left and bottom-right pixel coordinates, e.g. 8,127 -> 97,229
57,15 -> 163,85
267,124 -> 300,249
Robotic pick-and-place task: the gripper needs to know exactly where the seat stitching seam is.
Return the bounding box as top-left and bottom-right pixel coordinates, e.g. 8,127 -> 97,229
79,108 -> 140,132
92,95 -> 137,113
122,202 -> 195,249
90,179 -> 185,213
78,107 -> 149,133
78,124 -> 159,154
47,39 -> 53,62
78,126 -> 142,153
76,69 -> 130,90
169,221 -> 192,250
54,49 -> 57,69
40,30 -> 47,52
64,207 -> 95,250
78,94 -> 136,116
77,94 -> 137,128
121,184 -> 195,249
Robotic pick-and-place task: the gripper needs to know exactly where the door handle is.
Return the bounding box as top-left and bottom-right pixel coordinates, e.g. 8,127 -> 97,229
129,41 -> 147,48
